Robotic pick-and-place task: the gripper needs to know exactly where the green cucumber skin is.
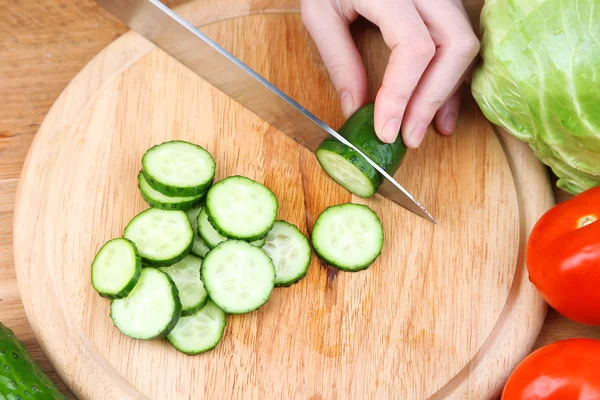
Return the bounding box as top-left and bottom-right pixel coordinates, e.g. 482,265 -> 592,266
316,102 -> 407,197
269,221 -> 311,287
110,269 -> 183,339
313,246 -> 381,272
250,235 -> 267,248
141,140 -> 215,197
167,323 -> 226,356
311,204 -> 383,272
205,207 -> 273,242
167,302 -> 227,355
91,238 -> 142,299
0,323 -> 67,399
139,239 -> 193,267
142,168 -> 214,198
158,270 -> 183,337
138,171 -> 207,211
180,296 -> 209,318
338,102 -> 407,174
275,269 -> 308,287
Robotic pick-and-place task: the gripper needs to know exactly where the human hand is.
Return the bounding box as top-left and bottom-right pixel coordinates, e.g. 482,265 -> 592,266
301,0 -> 480,148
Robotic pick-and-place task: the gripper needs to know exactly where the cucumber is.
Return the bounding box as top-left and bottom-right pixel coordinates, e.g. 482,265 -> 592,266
311,203 -> 384,271
197,207 -> 228,249
262,221 -> 311,286
167,300 -> 226,355
316,102 -> 407,198
201,240 -> 275,314
110,268 -> 182,340
159,254 -> 208,316
197,206 -> 269,249
123,208 -> 193,267
91,238 -> 141,299
138,171 -> 205,211
205,176 -> 278,241
186,205 -> 211,258
0,322 -> 67,399
142,140 -> 215,197
250,235 -> 267,247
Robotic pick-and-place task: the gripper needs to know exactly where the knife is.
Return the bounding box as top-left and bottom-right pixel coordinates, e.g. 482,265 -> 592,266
93,0 -> 436,223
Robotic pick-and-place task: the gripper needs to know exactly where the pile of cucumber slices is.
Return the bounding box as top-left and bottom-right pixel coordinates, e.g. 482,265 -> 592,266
91,136 -> 384,355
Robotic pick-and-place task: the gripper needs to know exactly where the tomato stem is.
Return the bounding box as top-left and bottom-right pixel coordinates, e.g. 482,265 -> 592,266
578,214 -> 597,228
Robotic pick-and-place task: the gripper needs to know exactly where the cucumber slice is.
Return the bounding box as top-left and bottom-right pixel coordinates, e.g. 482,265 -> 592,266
250,235 -> 267,247
159,255 -> 208,316
110,268 -> 182,339
316,141 -> 379,198
186,205 -> 211,258
123,208 -> 193,267
167,300 -> 226,355
197,207 -> 228,248
205,176 -> 278,241
201,240 -> 275,314
142,140 -> 215,197
138,171 -> 205,211
311,203 -> 384,271
262,221 -> 311,286
91,238 -> 141,299
198,206 -> 269,249
316,103 -> 407,198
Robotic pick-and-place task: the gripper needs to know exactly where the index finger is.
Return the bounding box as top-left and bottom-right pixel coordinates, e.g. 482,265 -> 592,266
356,0 -> 436,144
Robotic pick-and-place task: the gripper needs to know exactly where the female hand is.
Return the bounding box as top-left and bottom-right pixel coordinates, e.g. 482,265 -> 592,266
301,0 -> 480,148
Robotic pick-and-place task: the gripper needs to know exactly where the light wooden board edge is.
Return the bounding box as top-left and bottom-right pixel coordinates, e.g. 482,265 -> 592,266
430,128 -> 553,399
12,0 -> 552,398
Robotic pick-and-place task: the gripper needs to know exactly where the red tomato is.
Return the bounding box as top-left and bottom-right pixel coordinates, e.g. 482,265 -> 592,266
526,186 -> 600,325
502,338 -> 600,400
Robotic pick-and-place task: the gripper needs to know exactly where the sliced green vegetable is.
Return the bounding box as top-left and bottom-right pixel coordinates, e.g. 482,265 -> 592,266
186,205 -> 211,258
110,268 -> 182,340
159,254 -> 208,316
142,140 -> 215,196
138,171 -> 205,211
205,176 -> 278,241
311,203 -> 384,271
316,103 -> 407,198
123,208 -> 193,267
91,238 -> 141,299
167,300 -> 227,355
262,221 -> 311,286
201,240 -> 275,314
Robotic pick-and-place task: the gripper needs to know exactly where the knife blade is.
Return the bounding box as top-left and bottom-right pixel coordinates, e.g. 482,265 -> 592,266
93,0 -> 436,223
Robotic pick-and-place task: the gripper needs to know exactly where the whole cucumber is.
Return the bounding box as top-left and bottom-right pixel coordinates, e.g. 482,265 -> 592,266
0,322 -> 66,399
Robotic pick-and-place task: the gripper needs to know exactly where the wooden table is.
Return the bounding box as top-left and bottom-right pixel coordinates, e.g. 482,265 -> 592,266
1,0 -> 599,397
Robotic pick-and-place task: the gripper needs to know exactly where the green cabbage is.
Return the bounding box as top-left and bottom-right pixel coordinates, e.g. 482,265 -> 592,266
471,0 -> 600,194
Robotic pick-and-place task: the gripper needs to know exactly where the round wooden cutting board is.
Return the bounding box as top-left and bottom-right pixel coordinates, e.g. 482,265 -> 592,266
13,0 -> 554,398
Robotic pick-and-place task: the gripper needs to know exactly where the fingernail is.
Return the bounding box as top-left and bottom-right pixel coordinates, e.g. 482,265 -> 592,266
408,122 -> 427,148
443,112 -> 457,133
381,118 -> 401,143
340,91 -> 354,118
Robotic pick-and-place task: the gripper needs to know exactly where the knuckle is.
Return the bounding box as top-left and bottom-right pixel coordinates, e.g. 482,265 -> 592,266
455,32 -> 481,58
418,92 -> 447,110
408,37 -> 436,63
325,59 -> 350,83
379,86 -> 411,107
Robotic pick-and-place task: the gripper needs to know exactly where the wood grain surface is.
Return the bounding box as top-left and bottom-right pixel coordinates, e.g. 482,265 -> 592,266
1,0 -> 599,399
2,0 -> 551,398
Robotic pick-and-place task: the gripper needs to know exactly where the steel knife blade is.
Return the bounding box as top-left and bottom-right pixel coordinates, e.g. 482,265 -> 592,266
93,0 -> 436,223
